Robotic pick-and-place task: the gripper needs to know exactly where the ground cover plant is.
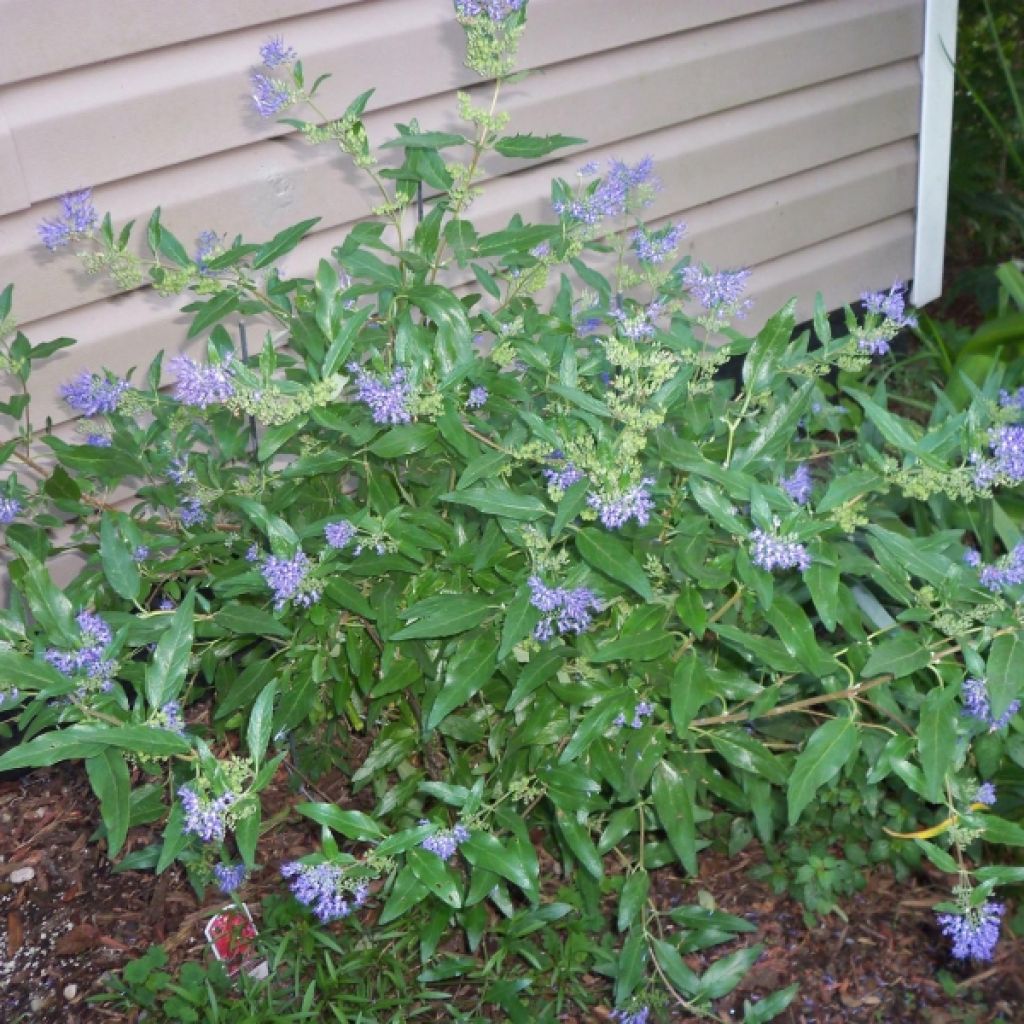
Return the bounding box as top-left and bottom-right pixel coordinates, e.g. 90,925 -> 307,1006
1,2 -> 1024,1020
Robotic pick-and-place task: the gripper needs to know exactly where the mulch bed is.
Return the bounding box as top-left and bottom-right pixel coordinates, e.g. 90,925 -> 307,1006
1,765 -> 1021,1023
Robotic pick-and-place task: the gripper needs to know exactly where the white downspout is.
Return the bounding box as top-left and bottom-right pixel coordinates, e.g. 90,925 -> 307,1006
911,0 -> 959,306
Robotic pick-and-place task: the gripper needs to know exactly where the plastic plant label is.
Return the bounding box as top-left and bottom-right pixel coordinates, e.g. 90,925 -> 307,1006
204,904 -> 268,980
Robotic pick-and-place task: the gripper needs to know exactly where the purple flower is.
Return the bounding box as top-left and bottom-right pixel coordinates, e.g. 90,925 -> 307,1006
998,387 -> 1024,411
781,464 -> 813,505
159,598 -> 176,611
0,497 -> 21,525
213,862 -> 248,893
419,821 -> 472,862
857,335 -> 891,356
543,453 -> 586,492
612,299 -> 664,341
466,386 -> 488,410
59,372 -> 129,417
167,456 -> 193,486
244,543 -> 261,562
251,71 -> 293,118
527,576 -> 601,642
631,223 -> 685,265
77,611 -> 112,647
454,0 -> 526,21
261,551 -> 321,610
986,425 -> 1024,483
611,1008 -> 650,1024
962,677 -> 1020,732
178,785 -> 237,844
44,611 -> 117,694
963,548 -> 982,567
575,316 -> 604,338
37,189 -> 98,250
325,521 -> 356,550
681,265 -> 753,321
281,861 -> 369,924
349,364 -> 413,425
133,545 -> 150,562
0,687 -> 19,708
169,354 -> 236,409
554,157 -> 658,226
160,701 -> 187,736
259,36 -> 297,68
616,701 -> 655,730
974,783 -> 997,806
587,478 -> 655,530
861,280 -> 917,330
194,230 -> 221,274
976,543 -> 1024,593
749,527 -> 811,573
178,498 -> 208,528
936,902 -> 1004,961
85,432 -> 112,447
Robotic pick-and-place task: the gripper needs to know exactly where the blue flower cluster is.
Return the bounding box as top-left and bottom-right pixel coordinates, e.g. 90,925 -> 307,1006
611,1007 -> 650,1024
44,611 -> 116,694
454,0 -> 526,22
527,576 -> 601,642
781,464 -> 813,505
261,551 -> 321,611
194,230 -> 221,274
160,701 -> 187,737
466,386 -> 489,410
975,543 -> 1024,593
587,478 -> 655,530
37,189 -> 98,251
259,37 -> 297,68
0,496 -> 21,525
856,280 -> 917,355
631,223 -> 685,265
325,520 -> 357,550
749,527 -> 811,573
978,425 -> 1024,486
280,861 -> 369,924
542,452 -> 586,492
554,157 -> 658,227
59,371 -> 129,417
178,497 -> 208,528
420,822 -> 472,861
936,901 -> 1005,961
681,265 -> 752,320
213,862 -> 248,894
0,687 -> 20,709
974,782 -> 997,806
962,677 -> 1020,732
169,354 -> 236,409
349,364 -> 413,424
614,701 -> 654,729
178,785 -> 237,844
612,299 -> 665,341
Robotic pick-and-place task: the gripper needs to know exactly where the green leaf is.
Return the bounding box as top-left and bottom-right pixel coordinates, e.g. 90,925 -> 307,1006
499,583 -> 540,661
145,591 -> 195,711
235,807 -> 260,868
295,803 -> 386,841
860,632 -> 931,680
247,680 -> 277,764
698,944 -> 763,1001
157,801 -> 187,874
461,832 -> 533,892
710,728 -> 788,786
183,290 -> 239,340
671,652 -> 714,734
787,718 -> 859,825
494,133 -> 585,158
10,547 -> 76,643
766,593 -> 835,675
805,558 -> 840,632
554,810 -> 603,878
743,984 -> 799,1023
380,131 -> 468,150
986,631 -> 1024,721
407,846 -> 462,908
393,595 -> 493,640
575,528 -> 652,600
742,300 -> 795,392
652,760 -> 697,875
652,938 -> 700,996
918,684 -> 957,802
71,724 -> 191,757
85,748 -> 131,858
379,865 -> 430,924
252,217 -> 321,269
589,630 -> 674,664
368,424 -> 438,458
324,305 -> 374,377
618,870 -> 650,932
0,651 -> 73,696
99,515 -> 140,601
426,633 -> 498,730
214,602 -> 291,638
440,487 -> 547,521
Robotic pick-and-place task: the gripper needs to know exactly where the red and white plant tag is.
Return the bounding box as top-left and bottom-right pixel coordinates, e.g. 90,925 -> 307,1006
204,904 -> 268,980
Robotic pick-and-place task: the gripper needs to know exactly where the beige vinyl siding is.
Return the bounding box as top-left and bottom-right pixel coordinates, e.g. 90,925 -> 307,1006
0,0 -> 924,435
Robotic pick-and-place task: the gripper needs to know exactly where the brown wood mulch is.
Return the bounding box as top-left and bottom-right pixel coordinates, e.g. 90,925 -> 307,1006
0,764 -> 1021,1023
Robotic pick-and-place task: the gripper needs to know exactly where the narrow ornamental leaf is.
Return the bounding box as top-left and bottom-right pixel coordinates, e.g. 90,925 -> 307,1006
144,591 -> 195,711
575,528 -> 652,600
393,595 -> 493,640
698,944 -> 764,1001
499,583 -> 541,661
252,217 -> 321,269
407,846 -> 462,908
987,631 -> 1024,721
100,516 -> 140,601
379,864 -> 430,924
296,803 -> 386,840
494,133 -> 586,158
918,684 -> 957,802
652,760 -> 697,875
787,718 -> 859,825
247,680 -> 278,765
461,832 -> 533,891
617,870 -> 650,932
860,632 -> 931,680
86,749 -> 131,858
426,633 -> 499,731
554,810 -> 603,878
441,487 -> 547,521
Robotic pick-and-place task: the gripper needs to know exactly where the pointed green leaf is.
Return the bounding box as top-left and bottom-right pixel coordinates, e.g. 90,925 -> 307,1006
787,718 -> 859,825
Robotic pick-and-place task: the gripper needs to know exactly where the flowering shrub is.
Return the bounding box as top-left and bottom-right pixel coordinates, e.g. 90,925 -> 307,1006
1,2 -> 1024,1018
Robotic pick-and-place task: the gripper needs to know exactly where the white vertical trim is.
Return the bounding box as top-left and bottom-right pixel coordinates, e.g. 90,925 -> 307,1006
911,0 -> 958,306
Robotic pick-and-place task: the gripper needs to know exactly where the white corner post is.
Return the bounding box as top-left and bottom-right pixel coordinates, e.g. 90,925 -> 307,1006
911,0 -> 959,307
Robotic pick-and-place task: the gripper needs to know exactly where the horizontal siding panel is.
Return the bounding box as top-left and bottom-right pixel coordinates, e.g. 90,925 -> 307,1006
0,99 -> 30,215
1,60 -> 921,326
19,148 -> 917,430
0,0 -> 360,86
2,0 -> 921,204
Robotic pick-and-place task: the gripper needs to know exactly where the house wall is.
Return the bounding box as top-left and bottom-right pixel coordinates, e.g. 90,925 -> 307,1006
0,0 -> 925,436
